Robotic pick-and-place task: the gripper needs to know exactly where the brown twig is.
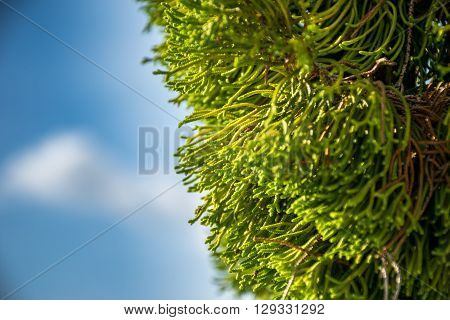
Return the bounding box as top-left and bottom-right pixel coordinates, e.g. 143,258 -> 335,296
348,0 -> 386,39
375,81 -> 387,144
396,0 -> 416,91
343,58 -> 396,81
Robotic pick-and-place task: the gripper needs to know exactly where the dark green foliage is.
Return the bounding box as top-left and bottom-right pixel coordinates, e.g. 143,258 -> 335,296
141,0 -> 449,299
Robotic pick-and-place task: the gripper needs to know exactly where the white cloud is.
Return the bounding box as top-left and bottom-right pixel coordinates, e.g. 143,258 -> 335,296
0,132 -> 199,216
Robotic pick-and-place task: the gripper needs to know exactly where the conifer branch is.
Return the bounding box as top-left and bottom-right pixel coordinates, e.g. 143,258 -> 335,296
140,0 -> 450,299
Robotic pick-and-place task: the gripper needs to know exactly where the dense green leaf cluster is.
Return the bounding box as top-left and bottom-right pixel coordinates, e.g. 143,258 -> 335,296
140,0 -> 449,299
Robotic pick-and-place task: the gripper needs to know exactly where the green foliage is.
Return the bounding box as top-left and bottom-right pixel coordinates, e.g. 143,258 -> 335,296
140,0 -> 450,299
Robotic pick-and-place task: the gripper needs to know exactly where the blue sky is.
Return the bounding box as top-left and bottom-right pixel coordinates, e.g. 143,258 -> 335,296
0,0 -> 234,299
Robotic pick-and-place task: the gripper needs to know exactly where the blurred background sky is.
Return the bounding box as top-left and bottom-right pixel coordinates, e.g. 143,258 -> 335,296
0,0 -> 234,299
